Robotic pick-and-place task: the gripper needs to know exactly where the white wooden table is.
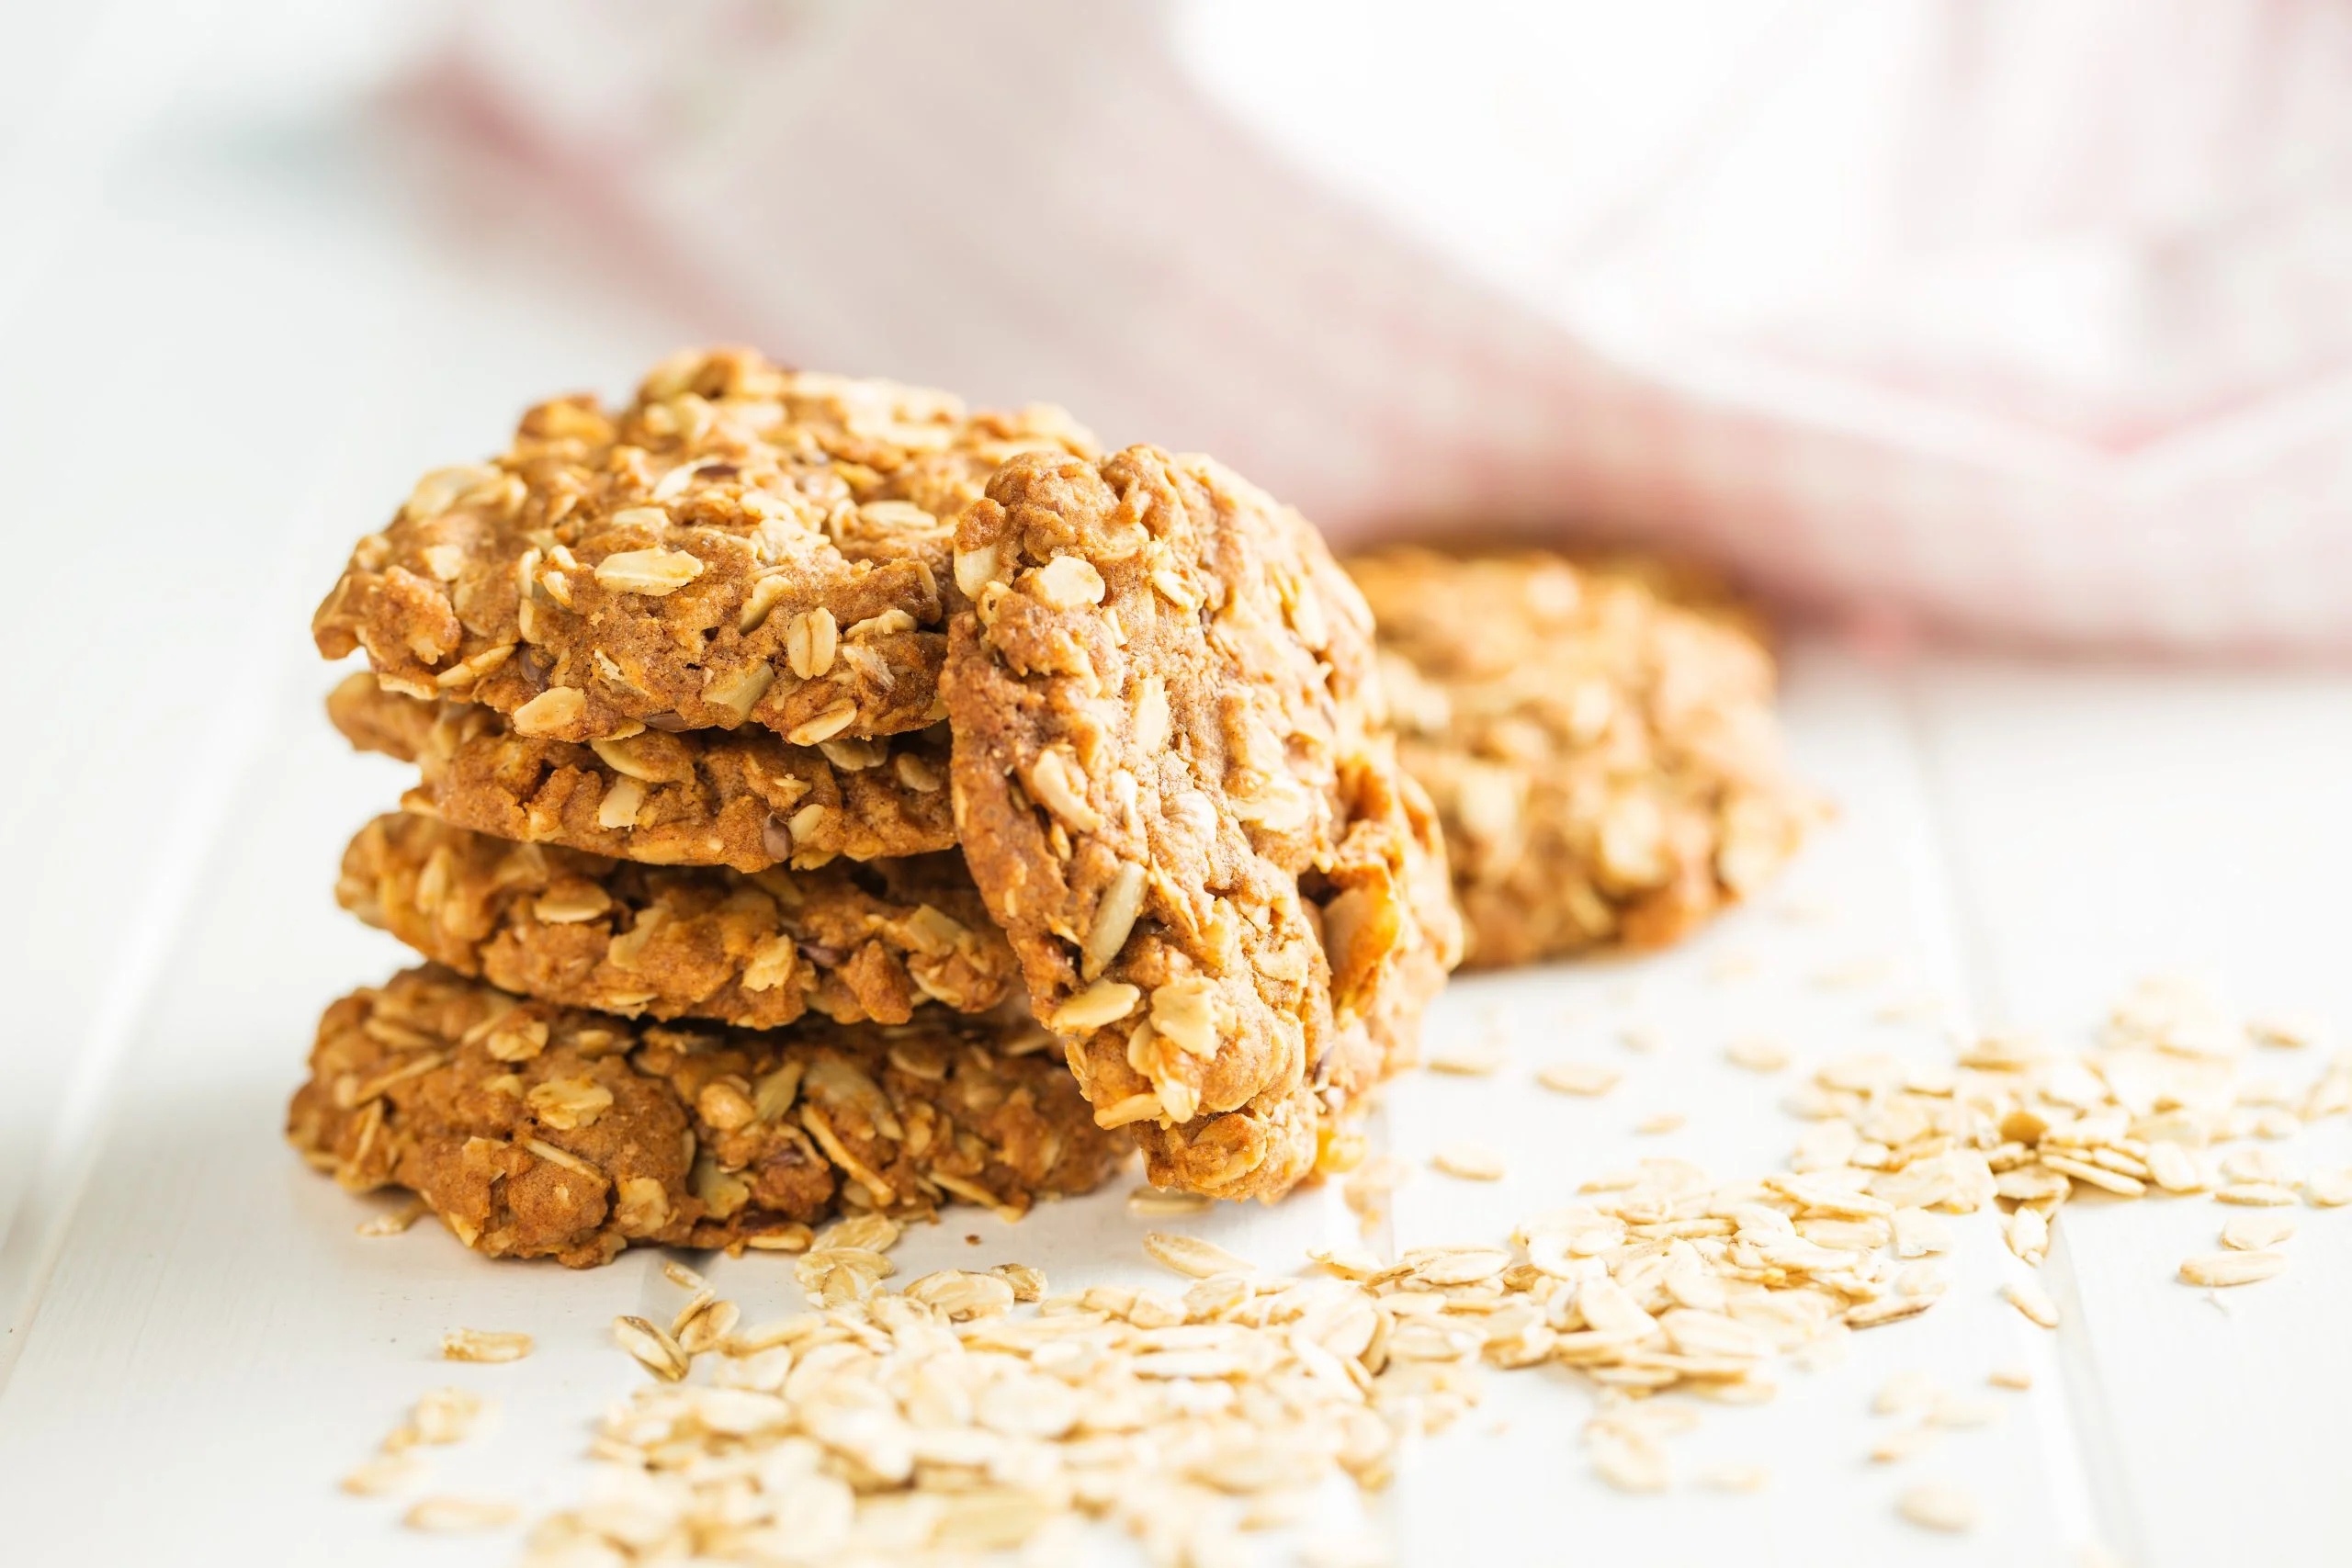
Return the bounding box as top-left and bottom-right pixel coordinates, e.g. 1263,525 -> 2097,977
3,13 -> 2350,1564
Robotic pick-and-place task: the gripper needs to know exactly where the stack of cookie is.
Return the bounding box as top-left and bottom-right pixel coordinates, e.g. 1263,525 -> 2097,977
291,349 -> 1459,1264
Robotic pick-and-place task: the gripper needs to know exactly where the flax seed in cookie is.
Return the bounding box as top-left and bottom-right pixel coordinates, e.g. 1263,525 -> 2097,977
338,813 -> 1018,1030
944,447 -> 1459,1202
328,675 -> 954,873
288,965 -> 1124,1267
311,347 -> 1095,744
1349,547 -> 1811,966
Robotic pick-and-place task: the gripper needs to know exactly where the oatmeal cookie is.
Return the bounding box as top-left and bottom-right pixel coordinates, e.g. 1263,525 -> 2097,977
311,347 -> 1095,744
328,674 -> 954,872
338,813 -> 1017,1029
288,965 -> 1123,1267
944,447 -> 1459,1202
1349,547 -> 1811,966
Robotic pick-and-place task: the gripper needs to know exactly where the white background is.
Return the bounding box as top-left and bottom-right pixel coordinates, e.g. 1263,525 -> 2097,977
2,5 -> 2349,1564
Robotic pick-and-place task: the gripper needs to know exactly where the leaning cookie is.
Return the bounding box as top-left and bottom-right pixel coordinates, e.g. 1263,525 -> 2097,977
1349,547 -> 1811,967
338,813 -> 1019,1030
944,447 -> 1459,1202
328,674 -> 955,872
288,965 -> 1125,1267
311,347 -> 1096,744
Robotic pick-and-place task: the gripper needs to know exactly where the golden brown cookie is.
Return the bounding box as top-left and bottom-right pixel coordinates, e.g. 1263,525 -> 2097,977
287,965 -> 1125,1267
311,348 -> 1096,744
338,813 -> 1018,1030
944,447 -> 1459,1202
1349,547 -> 1811,966
328,674 -> 954,872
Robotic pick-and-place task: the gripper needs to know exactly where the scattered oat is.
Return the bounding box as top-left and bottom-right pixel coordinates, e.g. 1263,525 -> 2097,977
905,1269 -> 1018,1321
1536,1061 -> 1621,1097
404,1496 -> 519,1533
1847,1293 -> 1935,1329
1128,1186 -> 1215,1217
2221,1212 -> 2297,1251
1633,1111 -> 1687,1136
1587,1422 -> 1671,1494
469,971 -> 2347,1563
2005,1206 -> 2050,1267
668,1288 -> 717,1338
528,1259 -> 1466,1563
1929,1393 -> 2002,1429
1308,1246 -> 1384,1280
1988,1364 -> 2033,1391
818,1213 -> 904,1254
2252,1108 -> 2303,1140
2214,1182 -> 2300,1207
2220,1146 -> 2290,1186
2040,1153 -> 2145,1197
741,1225 -> 815,1254
1724,1038 -> 1791,1073
2248,1012 -> 2325,1050
992,1263 -> 1048,1303
1343,1157 -> 1406,1231
795,1246 -> 895,1307
441,1328 -> 532,1364
2146,1142 -> 2208,1192
2303,1169 -> 2352,1208
1698,1464 -> 1771,1494
1431,1143 -> 1508,1181
399,1387 -> 492,1448
2003,1280 -> 2061,1329
1426,1040 -> 1506,1077
1892,1207 -> 1952,1258
1871,1425 -> 1935,1463
355,1198 -> 428,1237
341,1453 -> 423,1496
662,1260 -> 708,1292
676,1299 -> 741,1356
1897,1482 -> 1977,1533
1141,1232 -> 1255,1280
612,1315 -> 689,1382
2179,1250 -> 2287,1287
1873,1371 -> 1941,1417
1875,993 -> 1950,1024
1895,1258 -> 1947,1299
1812,956 -> 1893,990
1301,1534 -> 1393,1568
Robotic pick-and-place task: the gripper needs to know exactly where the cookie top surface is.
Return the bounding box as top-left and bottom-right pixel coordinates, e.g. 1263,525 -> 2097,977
339,813 -> 1018,1031
944,446 -> 1456,1199
1349,547 -> 1809,965
312,347 -> 1095,743
329,675 -> 955,873
288,964 -> 1122,1267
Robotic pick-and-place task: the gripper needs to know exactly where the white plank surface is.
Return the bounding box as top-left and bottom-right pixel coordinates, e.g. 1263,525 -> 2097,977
4,14 -> 2350,1565
0,54 -> 707,1341
1906,661 -> 2352,1567
1380,647 -> 2105,1567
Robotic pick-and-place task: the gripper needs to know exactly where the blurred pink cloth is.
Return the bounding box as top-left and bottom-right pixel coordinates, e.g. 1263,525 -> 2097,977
435,0 -> 2352,652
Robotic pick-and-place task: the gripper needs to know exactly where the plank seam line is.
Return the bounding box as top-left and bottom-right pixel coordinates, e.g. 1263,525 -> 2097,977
1894,662 -> 2143,1568
0,400 -> 372,1393
0,688 -> 272,1390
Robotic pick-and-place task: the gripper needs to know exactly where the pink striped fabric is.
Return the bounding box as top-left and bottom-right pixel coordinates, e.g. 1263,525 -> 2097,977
428,0 -> 2352,653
